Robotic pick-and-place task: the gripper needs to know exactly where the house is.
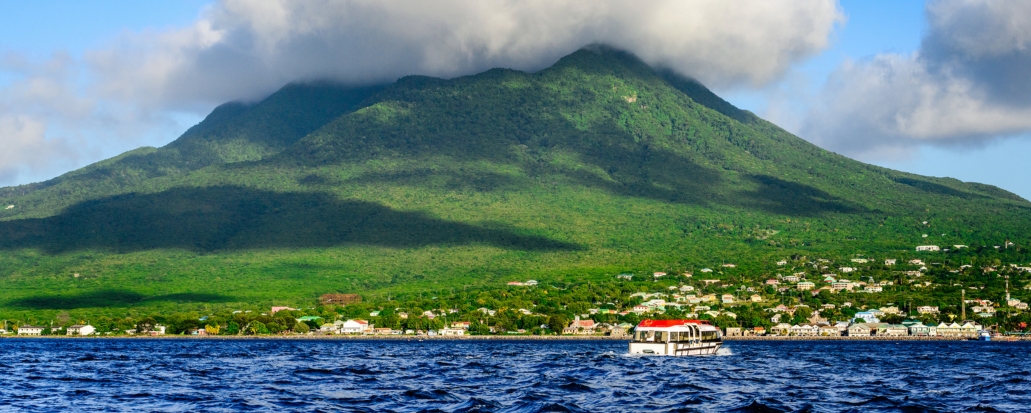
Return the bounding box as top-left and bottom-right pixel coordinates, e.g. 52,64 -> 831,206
853,311 -> 880,323
833,321 -> 850,333
916,245 -> 940,252
840,267 -> 856,273
819,325 -> 841,336
297,315 -> 323,324
66,325 -> 95,336
17,326 -> 44,335
653,272 -> 667,278
917,306 -> 940,314
451,321 -> 471,329
797,281 -> 815,291
616,273 -> 633,280
680,285 -> 695,292
769,323 -> 793,336
777,260 -> 788,266
765,279 -> 780,286
270,306 -> 296,314
525,280 -> 538,286
851,258 -> 869,264
907,322 -> 937,336
150,325 -> 167,336
882,324 -> 909,336
885,259 -> 897,265
879,306 -> 901,315
722,263 -> 736,268
721,294 -> 735,304
749,294 -> 762,302
563,316 -> 596,335
831,281 -> 854,291
700,268 -> 713,273
506,281 -> 525,286
439,328 -> 466,336
725,327 -> 743,337
847,323 -> 875,336
340,319 -> 370,334
789,324 -> 820,336
864,286 -> 883,293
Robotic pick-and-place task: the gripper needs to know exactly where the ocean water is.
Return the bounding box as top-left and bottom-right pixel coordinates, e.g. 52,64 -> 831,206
0,339 -> 1027,412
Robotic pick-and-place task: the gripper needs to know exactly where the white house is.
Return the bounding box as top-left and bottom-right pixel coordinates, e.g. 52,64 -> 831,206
438,328 -> 466,336
17,326 -> 44,335
66,325 -> 95,336
916,245 -> 941,252
917,306 -> 940,314
340,319 -> 369,334
797,281 -> 815,291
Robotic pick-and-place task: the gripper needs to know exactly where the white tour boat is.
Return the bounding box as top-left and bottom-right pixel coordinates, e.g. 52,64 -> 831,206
628,319 -> 723,356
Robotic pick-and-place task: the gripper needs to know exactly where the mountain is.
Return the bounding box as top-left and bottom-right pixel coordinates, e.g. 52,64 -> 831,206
1,46 -> 1028,315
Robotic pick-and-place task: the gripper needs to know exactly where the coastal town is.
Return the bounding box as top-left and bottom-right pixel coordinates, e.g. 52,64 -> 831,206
4,247 -> 1031,340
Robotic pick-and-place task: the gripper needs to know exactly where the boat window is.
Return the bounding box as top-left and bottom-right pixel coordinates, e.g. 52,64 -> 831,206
655,332 -> 666,342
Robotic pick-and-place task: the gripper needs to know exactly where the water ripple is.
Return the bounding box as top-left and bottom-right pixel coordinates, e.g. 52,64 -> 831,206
0,340 -> 1028,412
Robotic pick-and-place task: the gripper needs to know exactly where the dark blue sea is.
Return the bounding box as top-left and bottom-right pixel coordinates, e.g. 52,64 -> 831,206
0,339 -> 1028,412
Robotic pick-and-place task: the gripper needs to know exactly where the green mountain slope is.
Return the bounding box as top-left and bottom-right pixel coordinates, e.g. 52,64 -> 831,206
0,47 -> 1028,316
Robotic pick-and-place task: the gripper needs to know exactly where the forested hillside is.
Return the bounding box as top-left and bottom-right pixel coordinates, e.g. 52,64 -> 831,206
1,46 -> 1029,318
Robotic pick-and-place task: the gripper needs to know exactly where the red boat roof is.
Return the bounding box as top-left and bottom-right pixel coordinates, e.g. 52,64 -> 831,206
636,319 -> 710,328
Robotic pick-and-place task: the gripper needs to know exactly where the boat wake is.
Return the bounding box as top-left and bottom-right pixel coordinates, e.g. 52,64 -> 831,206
715,347 -> 734,357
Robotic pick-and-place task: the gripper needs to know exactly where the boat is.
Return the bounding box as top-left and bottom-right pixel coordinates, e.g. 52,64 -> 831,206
628,319 -> 723,356
977,330 -> 992,341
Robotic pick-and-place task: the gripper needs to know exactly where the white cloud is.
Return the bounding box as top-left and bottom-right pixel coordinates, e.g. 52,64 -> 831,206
87,0 -> 843,107
0,0 -> 843,186
0,115 -> 79,184
801,0 -> 1031,159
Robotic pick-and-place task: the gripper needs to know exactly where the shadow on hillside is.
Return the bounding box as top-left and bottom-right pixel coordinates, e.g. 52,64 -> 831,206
734,175 -> 866,216
0,186 -> 581,254
894,177 -> 987,200
6,290 -> 236,310
335,169 -> 527,193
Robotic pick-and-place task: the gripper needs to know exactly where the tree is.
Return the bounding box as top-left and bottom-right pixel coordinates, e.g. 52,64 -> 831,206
293,321 -> 310,334
205,324 -> 220,335
548,314 -> 569,333
136,317 -> 156,334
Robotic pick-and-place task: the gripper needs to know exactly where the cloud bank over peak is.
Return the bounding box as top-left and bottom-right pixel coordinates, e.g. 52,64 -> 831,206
801,0 -> 1031,160
0,0 -> 843,186
88,0 -> 842,108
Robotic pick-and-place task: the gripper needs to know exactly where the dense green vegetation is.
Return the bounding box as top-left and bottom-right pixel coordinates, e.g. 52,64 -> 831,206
1,46 -> 1030,321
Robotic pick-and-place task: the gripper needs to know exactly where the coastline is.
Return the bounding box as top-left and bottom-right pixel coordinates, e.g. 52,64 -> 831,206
2,335 -> 1029,341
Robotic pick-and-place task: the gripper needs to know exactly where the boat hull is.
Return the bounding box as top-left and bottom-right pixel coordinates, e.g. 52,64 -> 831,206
628,341 -> 722,356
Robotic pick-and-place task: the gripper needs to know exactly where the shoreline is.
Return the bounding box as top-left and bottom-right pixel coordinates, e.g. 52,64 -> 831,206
2,335 -> 1029,342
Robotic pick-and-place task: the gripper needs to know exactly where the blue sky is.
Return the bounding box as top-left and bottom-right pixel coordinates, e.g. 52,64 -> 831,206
1,0 -> 1030,200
